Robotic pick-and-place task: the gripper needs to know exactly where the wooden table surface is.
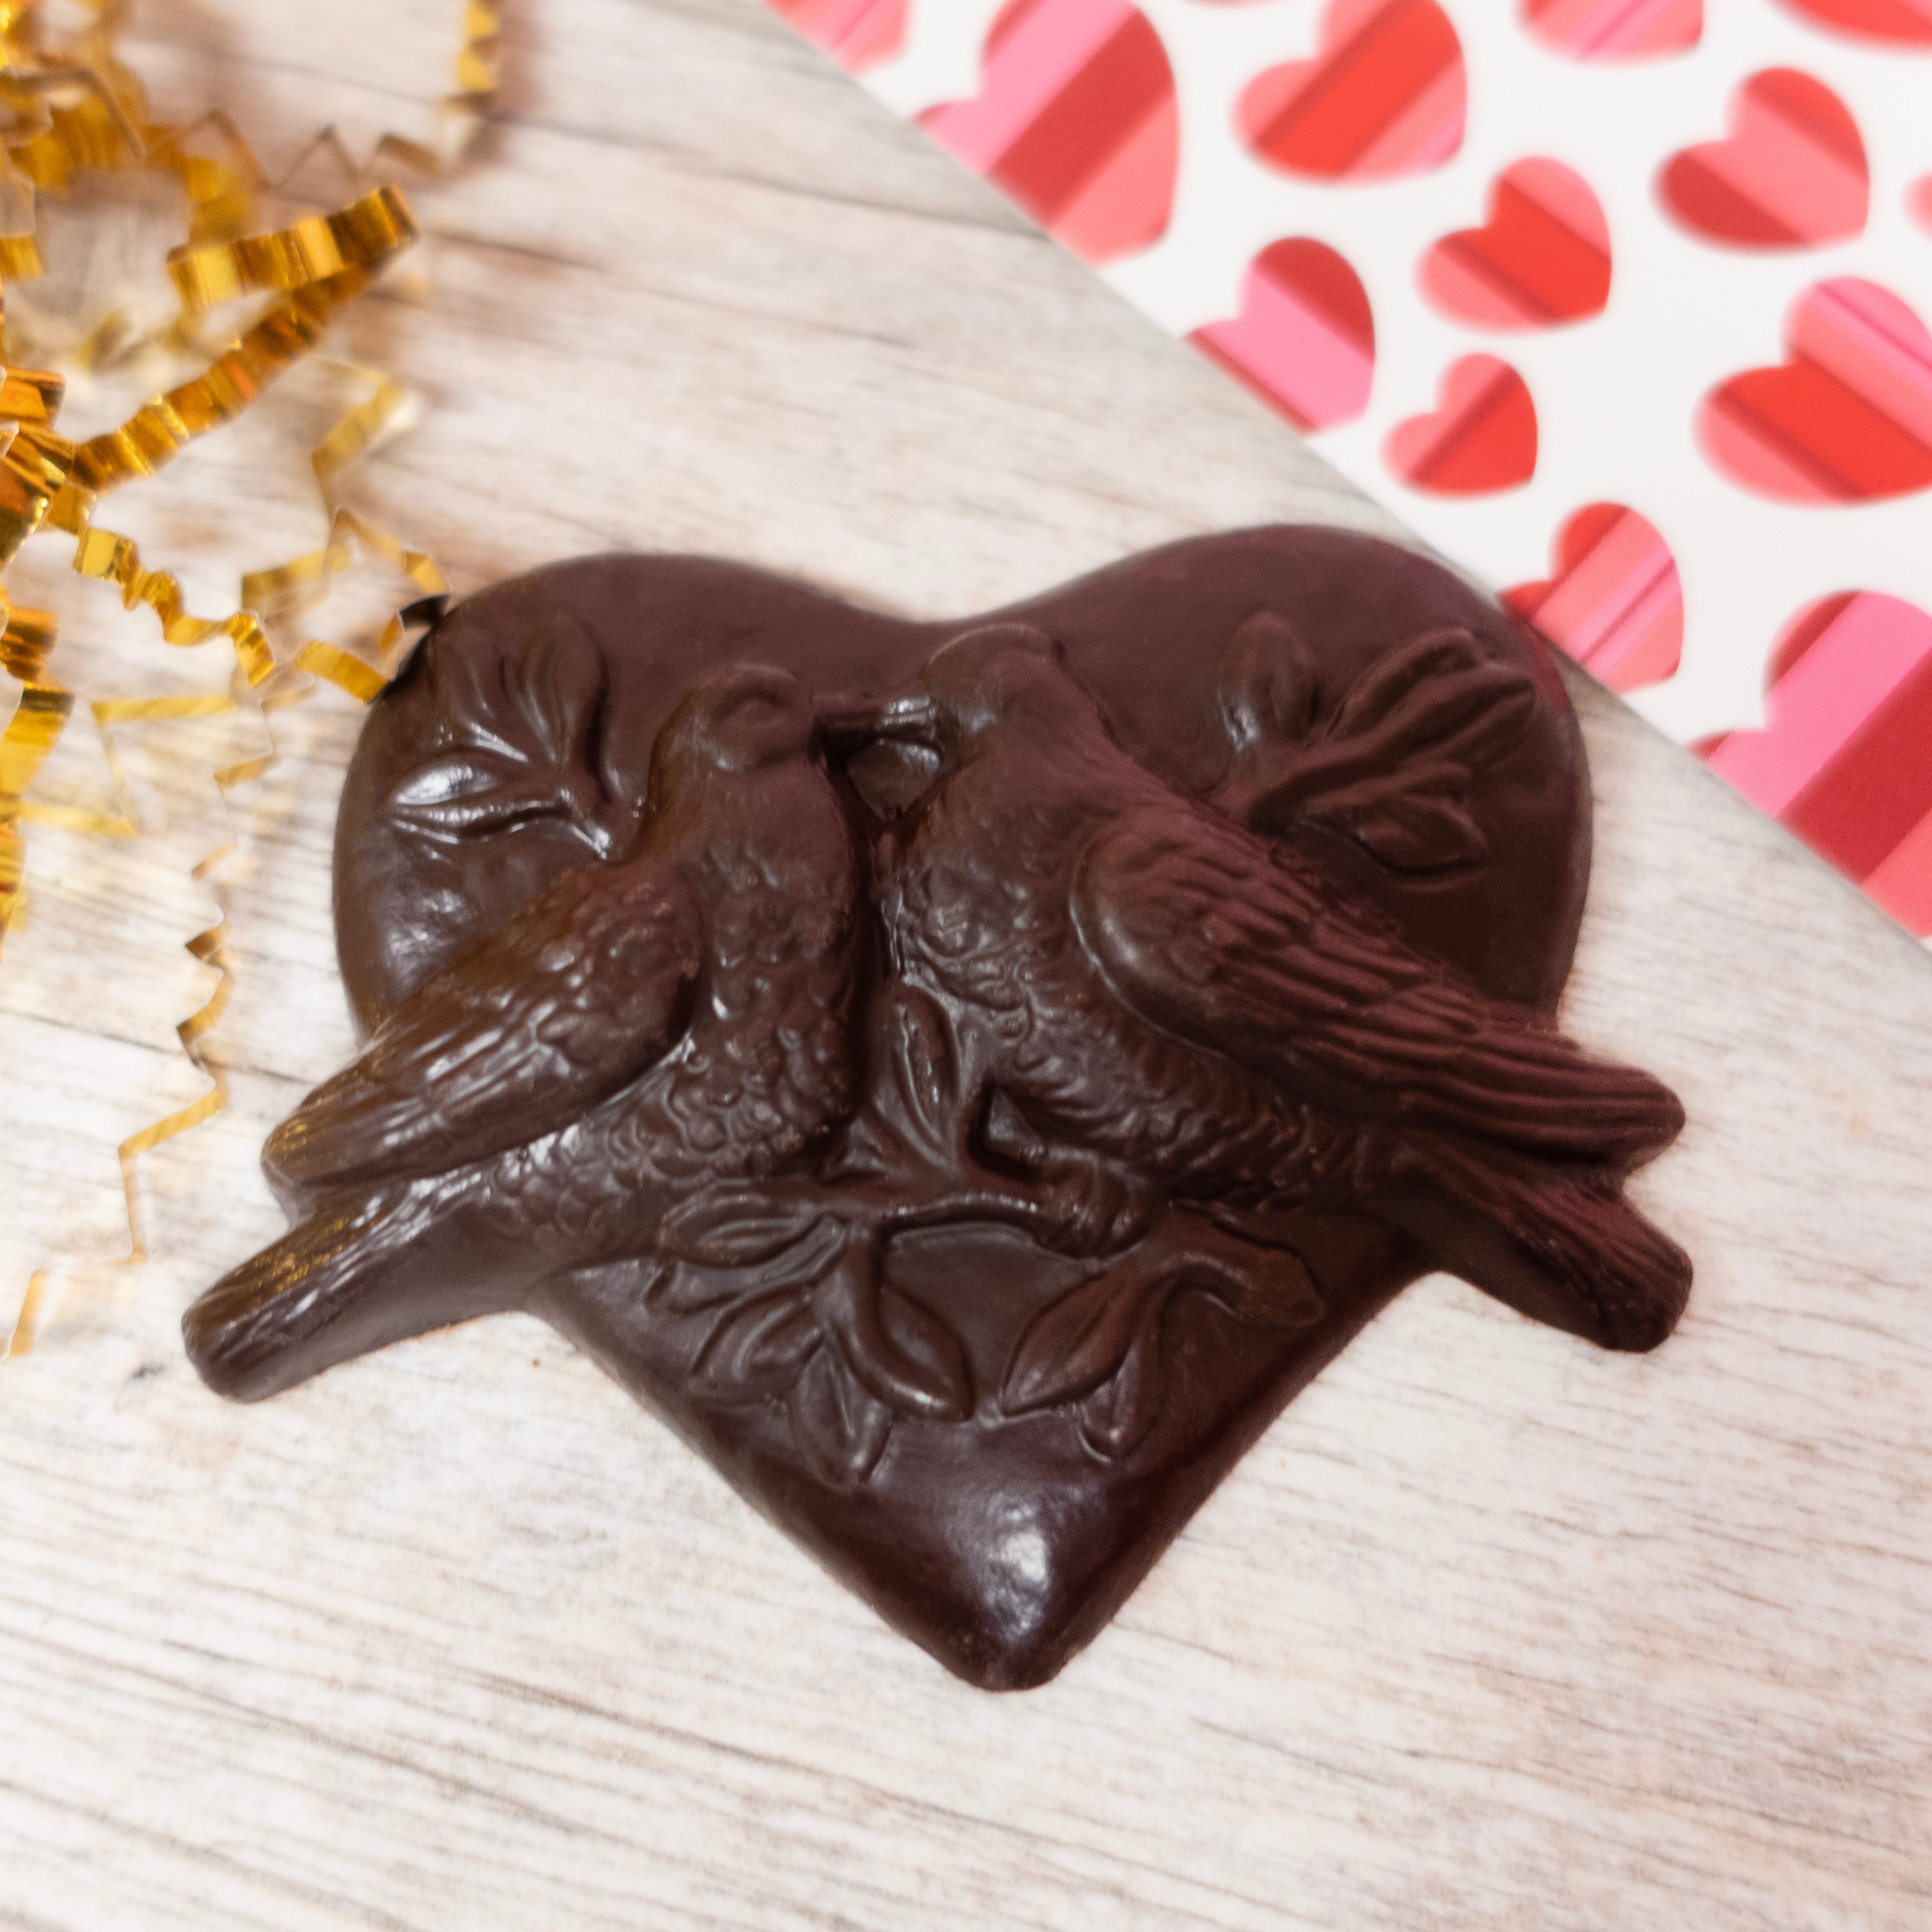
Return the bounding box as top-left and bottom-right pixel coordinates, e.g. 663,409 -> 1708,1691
2,3 -> 1928,1927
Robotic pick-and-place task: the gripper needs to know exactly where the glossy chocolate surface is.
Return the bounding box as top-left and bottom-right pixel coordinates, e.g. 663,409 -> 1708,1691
183,529 -> 1689,1689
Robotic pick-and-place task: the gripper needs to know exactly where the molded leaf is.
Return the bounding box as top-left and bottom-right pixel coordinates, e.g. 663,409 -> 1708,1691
1331,629 -> 1536,773
1331,627 -> 1486,736
1372,668 -> 1537,772
1077,1324 -> 1165,1461
429,640 -> 524,763
1000,1264 -> 1161,1415
691,1289 -> 821,1403
1314,790 -> 1490,873
418,615 -> 610,820
511,614 -> 606,770
818,1253 -> 971,1421
387,761 -> 596,842
1220,610 -> 1318,749
658,1191 -> 835,1270
787,1346 -> 893,1490
1234,624 -> 1538,867
655,1260 -> 748,1315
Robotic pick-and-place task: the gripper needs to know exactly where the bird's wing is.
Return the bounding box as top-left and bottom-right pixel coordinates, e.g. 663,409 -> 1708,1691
1071,807 -> 1681,1165
267,859 -> 706,1197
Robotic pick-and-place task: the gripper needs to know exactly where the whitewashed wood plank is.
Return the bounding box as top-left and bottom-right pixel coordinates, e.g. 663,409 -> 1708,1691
2,2 -> 1928,1928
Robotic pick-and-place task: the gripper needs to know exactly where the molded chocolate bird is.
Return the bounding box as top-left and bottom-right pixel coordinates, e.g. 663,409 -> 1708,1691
184,662 -> 865,1399
830,625 -> 1689,1357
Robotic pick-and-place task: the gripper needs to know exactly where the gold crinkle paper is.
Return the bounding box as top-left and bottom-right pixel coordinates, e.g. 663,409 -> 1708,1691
0,0 -> 501,1308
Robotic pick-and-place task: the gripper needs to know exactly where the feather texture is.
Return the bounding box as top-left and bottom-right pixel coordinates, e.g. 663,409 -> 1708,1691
266,854 -> 705,1204
1074,809 -> 1683,1167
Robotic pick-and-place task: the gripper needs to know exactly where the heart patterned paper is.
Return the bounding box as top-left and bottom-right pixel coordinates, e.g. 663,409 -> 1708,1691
920,0 -> 1177,265
1506,504 -> 1684,694
1189,239 -> 1375,432
1521,0 -> 1704,61
1774,0 -> 1932,46
1236,0 -> 1467,182
1701,592 -> 1932,933
1421,158 -> 1612,327
771,0 -> 908,73
1699,277 -> 1932,503
1387,355 -> 1539,494
1661,69 -> 1868,248
779,1 -> 1932,940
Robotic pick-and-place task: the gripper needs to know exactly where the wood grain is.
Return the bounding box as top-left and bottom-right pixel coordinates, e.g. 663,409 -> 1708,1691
2,2 -> 1928,1927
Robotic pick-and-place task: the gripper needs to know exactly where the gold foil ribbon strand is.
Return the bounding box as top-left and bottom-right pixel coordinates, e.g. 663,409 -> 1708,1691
0,383 -> 69,931
2,0 -> 498,1315
7,1270 -> 46,1356
63,523 -> 273,682
118,914 -> 230,1264
167,184 -> 414,313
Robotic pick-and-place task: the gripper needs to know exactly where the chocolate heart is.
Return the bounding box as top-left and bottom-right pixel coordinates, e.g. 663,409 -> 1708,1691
920,0 -> 1178,266
186,529 -> 1690,1689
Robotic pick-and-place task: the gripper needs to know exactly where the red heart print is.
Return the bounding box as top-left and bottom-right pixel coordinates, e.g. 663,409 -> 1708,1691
1661,70 -> 1867,249
1700,593 -> 1932,937
1188,240 -> 1375,432
1386,356 -> 1538,495
1773,0 -> 1932,44
1912,176 -> 1932,234
921,0 -> 1178,266
1521,0 -> 1703,60
1506,504 -> 1682,693
1420,159 -> 1611,330
1699,278 -> 1932,502
1237,0 -> 1465,182
770,0 -> 908,71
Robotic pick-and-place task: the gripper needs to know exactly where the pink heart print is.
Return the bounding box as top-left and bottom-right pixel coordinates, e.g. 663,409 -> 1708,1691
1386,355 -> 1539,495
768,0 -> 907,71
1189,240 -> 1376,432
1699,277 -> 1932,503
921,0 -> 1179,266
1238,0 -> 1466,182
755,0 -> 1932,946
1772,0 -> 1932,45
1420,158 -> 1612,329
1506,504 -> 1683,694
1520,0 -> 1703,60
1660,70 -> 1868,250
1702,593 -> 1932,937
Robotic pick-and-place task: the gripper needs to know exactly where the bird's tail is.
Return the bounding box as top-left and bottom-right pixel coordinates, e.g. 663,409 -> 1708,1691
183,1184 -> 508,1400
1395,1018 -> 1686,1169
1399,1133 -> 1691,1352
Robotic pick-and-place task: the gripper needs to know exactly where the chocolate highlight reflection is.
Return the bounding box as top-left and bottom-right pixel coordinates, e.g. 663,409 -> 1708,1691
184,529 -> 1689,1690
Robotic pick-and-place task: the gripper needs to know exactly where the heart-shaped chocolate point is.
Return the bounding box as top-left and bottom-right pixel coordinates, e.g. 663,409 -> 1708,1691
184,528 -> 1690,1689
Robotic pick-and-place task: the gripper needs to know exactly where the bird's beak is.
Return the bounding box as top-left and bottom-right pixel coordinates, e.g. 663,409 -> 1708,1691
814,687 -> 940,751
